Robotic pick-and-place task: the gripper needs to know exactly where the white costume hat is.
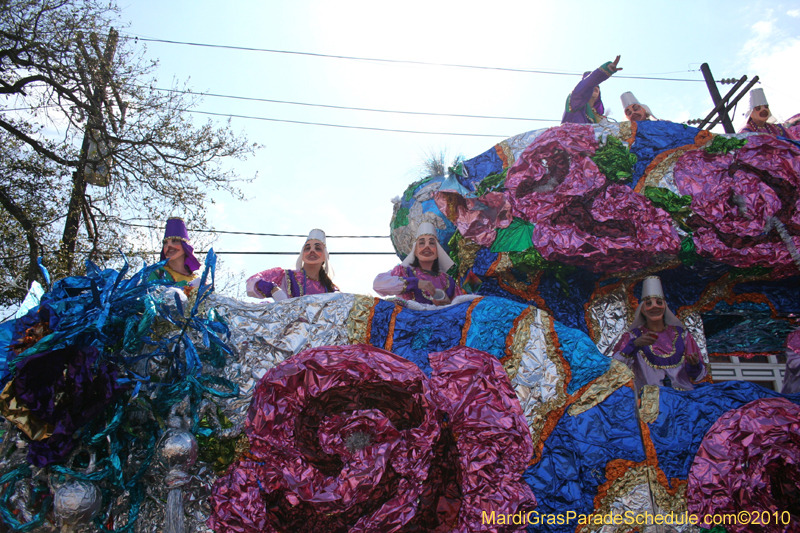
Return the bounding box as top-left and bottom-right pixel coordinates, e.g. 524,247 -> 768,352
745,88 -> 776,123
401,222 -> 455,272
749,88 -> 768,109
296,228 -> 334,278
620,91 -> 653,120
630,276 -> 683,330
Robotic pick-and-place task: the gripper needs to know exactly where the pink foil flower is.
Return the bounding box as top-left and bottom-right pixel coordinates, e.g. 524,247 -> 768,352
674,135 -> 800,273
686,397 -> 800,533
506,124 -> 680,271
209,345 -> 535,533
506,124 -> 604,224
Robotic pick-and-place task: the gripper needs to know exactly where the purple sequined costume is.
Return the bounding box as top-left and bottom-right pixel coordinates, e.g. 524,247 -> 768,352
246,267 -> 336,299
614,325 -> 706,391
561,62 -> 615,124
373,265 -> 464,304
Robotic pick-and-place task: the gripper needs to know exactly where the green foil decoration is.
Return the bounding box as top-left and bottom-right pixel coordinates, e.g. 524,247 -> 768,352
447,230 -> 463,276
509,248 -> 577,296
474,169 -> 507,197
679,234 -> 701,266
491,218 -> 534,253
391,207 -> 409,230
705,135 -> 747,154
729,265 -> 772,279
590,135 -> 637,183
196,409 -> 237,474
402,176 -> 433,202
644,186 -> 694,231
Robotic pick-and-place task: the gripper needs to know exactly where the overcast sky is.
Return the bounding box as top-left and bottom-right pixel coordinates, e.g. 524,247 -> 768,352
117,0 -> 800,299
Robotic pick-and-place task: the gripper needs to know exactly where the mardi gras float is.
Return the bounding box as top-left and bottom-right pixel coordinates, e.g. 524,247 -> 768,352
0,120 -> 799,533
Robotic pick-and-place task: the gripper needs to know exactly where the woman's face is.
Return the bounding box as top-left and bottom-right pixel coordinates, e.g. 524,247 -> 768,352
415,235 -> 438,262
642,296 -> 666,324
750,105 -> 770,126
162,238 -> 185,264
302,239 -> 325,267
625,103 -> 648,122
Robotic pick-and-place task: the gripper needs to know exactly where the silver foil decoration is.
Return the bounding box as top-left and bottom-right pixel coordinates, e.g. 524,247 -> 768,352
589,286 -> 631,356
208,292 -> 354,420
156,398 -> 199,533
510,309 -> 562,444
53,481 -> 101,533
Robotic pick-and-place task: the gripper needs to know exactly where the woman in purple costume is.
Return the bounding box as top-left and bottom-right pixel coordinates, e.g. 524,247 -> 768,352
373,222 -> 464,306
246,228 -> 338,301
613,276 -> 706,391
739,88 -> 797,139
561,55 -> 622,124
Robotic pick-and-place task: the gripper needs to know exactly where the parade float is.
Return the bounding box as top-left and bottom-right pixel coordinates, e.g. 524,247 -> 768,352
0,120 -> 798,533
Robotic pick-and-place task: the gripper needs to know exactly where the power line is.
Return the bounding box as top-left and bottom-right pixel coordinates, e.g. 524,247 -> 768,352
151,87 -> 558,123
128,34 -> 703,83
186,109 -> 512,137
121,222 -> 389,238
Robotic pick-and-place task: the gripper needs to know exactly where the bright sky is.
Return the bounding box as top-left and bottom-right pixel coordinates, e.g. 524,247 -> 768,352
118,0 -> 800,300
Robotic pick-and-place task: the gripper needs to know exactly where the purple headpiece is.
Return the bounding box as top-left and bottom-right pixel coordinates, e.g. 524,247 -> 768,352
160,217 -> 201,273
582,71 -> 605,117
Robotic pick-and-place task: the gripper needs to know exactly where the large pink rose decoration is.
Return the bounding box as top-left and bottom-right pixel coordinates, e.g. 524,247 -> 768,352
674,135 -> 800,273
506,124 -> 680,271
687,397 -> 800,533
209,344 -> 535,533
506,124 -> 605,224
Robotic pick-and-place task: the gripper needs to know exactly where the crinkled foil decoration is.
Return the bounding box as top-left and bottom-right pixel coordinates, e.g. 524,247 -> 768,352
680,311 -> 709,360
638,385 -> 660,425
617,121 -> 633,147
208,292 -> 354,418
567,359 -> 635,416
674,134 -> 800,274
585,465 -> 694,533
0,381 -> 53,440
639,146 -> 697,193
392,199 -> 449,258
581,467 -> 653,533
509,309 -> 566,449
209,344 -> 535,533
687,397 -> 800,533
502,128 -> 550,167
588,285 -> 632,356
347,294 -> 377,345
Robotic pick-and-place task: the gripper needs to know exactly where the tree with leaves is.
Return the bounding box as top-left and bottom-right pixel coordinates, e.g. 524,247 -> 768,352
0,0 -> 257,306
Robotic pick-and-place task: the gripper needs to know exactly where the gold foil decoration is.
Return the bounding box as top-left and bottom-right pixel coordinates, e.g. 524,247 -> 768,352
0,381 -> 53,441
456,238 -> 482,279
568,360 -> 634,416
638,385 -> 660,424
347,295 -> 377,345
503,308 -> 534,380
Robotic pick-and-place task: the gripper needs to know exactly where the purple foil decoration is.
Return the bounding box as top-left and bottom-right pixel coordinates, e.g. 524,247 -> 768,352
506,124 -> 604,224
686,397 -> 800,533
675,135 -> 800,274
12,346 -> 122,466
434,191 -> 512,247
209,345 -> 535,533
504,124 -> 680,271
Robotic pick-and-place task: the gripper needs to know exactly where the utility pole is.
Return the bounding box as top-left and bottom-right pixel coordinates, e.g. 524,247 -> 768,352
686,63 -> 759,132
60,28 -> 118,274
